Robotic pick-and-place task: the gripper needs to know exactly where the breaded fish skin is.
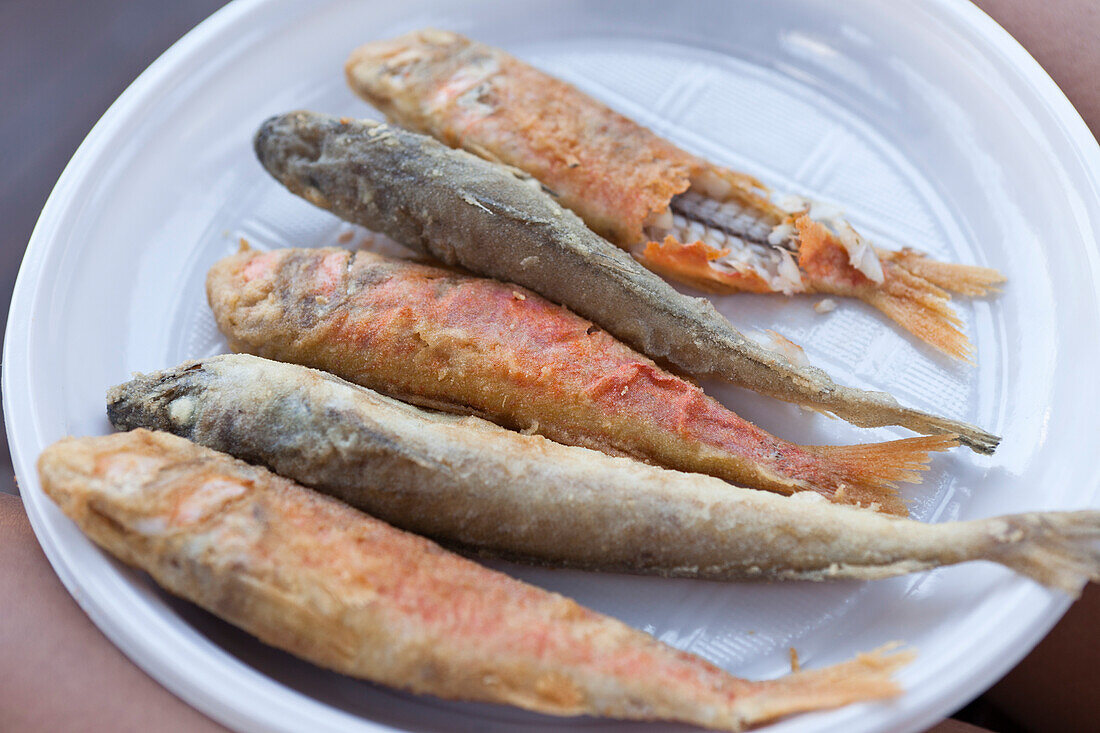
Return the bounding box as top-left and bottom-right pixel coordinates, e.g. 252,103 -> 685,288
109,355 -> 1100,594
39,429 -> 910,731
346,29 -> 1005,362
205,245 -> 962,515
252,110 -> 998,454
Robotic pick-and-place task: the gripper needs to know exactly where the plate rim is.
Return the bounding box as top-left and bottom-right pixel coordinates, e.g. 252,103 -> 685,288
4,1 -> 1098,732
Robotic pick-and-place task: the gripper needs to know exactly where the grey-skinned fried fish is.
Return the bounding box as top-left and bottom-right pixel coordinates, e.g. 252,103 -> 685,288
252,110 -> 999,454
108,354 -> 1099,594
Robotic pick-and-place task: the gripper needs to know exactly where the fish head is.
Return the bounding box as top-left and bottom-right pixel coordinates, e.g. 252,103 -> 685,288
345,29 -> 501,141
254,111 -> 347,209
107,360 -> 210,436
38,431 -> 257,542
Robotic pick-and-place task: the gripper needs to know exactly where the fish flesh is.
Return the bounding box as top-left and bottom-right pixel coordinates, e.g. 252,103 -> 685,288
206,245 -> 956,514
39,429 -> 911,730
345,29 -> 1005,361
108,355 -> 1100,594
253,111 -> 1000,454
346,30 -> 1004,359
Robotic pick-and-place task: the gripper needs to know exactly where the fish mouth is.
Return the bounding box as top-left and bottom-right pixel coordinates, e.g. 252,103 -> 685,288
106,361 -> 205,433
254,111 -> 329,177
254,111 -> 368,211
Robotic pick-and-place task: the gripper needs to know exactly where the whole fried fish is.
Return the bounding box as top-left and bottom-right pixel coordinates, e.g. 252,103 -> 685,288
108,355 -> 1100,594
206,245 -> 955,514
345,29 -> 1005,361
39,429 -> 910,730
253,111 -> 998,454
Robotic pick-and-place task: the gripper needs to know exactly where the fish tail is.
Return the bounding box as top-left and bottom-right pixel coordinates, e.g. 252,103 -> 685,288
878,409 -> 1000,456
981,512 -> 1100,596
880,248 -> 1005,297
794,216 -> 989,362
804,435 -> 958,515
860,262 -> 975,363
731,645 -> 914,728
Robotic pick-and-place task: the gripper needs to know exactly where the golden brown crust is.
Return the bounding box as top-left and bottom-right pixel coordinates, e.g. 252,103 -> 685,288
207,246 -> 957,513
38,430 -> 914,728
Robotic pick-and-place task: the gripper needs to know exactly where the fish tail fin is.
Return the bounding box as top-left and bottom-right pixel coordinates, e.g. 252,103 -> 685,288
880,408 -> 1000,456
731,645 -> 914,728
803,434 -> 958,515
880,248 -> 1005,297
982,512 -> 1100,596
794,216 -> 992,362
860,263 -> 975,363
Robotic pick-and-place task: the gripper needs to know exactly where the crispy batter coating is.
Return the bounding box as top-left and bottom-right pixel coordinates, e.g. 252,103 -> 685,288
39,429 -> 912,729
346,28 -> 700,246
345,29 -> 1006,361
108,356 -> 1100,595
252,111 -> 999,452
206,246 -> 959,514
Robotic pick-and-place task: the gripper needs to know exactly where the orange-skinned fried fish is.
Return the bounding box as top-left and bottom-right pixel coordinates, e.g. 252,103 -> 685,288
38,429 -> 913,730
207,246 -> 958,514
345,29 -> 1004,361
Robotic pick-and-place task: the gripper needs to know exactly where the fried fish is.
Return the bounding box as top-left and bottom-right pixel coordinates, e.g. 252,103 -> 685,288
205,245 -> 961,513
252,111 -> 998,453
38,429 -> 910,730
108,355 -> 1100,594
345,29 -> 1005,361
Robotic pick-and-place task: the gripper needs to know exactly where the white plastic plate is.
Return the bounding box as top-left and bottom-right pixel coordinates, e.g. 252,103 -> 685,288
6,1 -> 1100,731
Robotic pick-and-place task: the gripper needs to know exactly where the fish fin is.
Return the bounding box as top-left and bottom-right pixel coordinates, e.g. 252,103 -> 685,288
795,216 -> 977,362
803,434 -> 959,516
983,512 -> 1100,597
878,248 -> 1005,297
859,262 -> 975,362
634,237 -> 777,294
858,408 -> 1000,456
732,645 -> 914,727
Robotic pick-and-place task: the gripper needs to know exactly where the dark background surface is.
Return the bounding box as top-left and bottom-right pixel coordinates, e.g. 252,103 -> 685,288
0,0 -> 227,495
0,2 -> 1097,731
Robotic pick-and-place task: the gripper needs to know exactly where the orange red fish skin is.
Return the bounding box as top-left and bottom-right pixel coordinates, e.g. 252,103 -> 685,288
208,246 -> 957,512
346,30 -> 699,247
346,29 -> 1006,362
37,429 -> 911,729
